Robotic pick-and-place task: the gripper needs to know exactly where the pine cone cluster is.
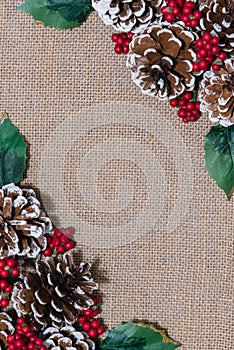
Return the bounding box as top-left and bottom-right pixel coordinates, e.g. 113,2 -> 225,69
127,23 -> 196,99
0,312 -> 14,348
42,326 -> 95,350
199,58 -> 234,126
92,0 -> 165,33
12,254 -> 98,328
0,184 -> 52,258
199,0 -> 234,53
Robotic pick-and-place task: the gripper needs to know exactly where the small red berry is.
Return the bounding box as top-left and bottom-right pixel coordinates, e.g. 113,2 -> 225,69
43,248 -> 53,256
0,260 -> 6,269
56,245 -> 66,254
196,39 -> 204,48
211,45 -> 220,55
11,267 -> 20,277
17,317 -> 26,325
179,99 -> 186,107
83,309 -> 93,318
116,36 -> 124,45
27,343 -> 35,350
193,10 -> 202,19
212,63 -> 220,71
178,109 -> 186,118
35,338 -> 43,346
161,6 -> 168,15
124,39 -> 131,46
198,49 -> 207,58
97,326 -> 105,335
206,56 -> 214,63
195,102 -> 200,110
51,237 -> 60,246
82,322 -> 91,331
88,328 -> 98,338
182,117 -> 189,123
114,44 -> 123,54
78,315 -> 86,324
192,62 -> 200,72
211,36 -> 219,45
123,46 -> 129,54
183,92 -> 193,101
120,32 -> 127,39
9,344 -> 16,350
204,42 -> 212,51
182,6 -> 193,15
218,52 -> 227,61
170,98 -> 179,107
198,60 -> 209,71
127,32 -> 134,39
0,298 -> 9,307
172,7 -> 181,16
185,1 -> 196,8
5,285 -> 13,293
0,269 -> 9,278
180,14 -> 189,23
164,12 -> 175,22
91,319 -> 100,328
186,102 -> 195,111
0,279 -> 8,289
190,116 -> 196,122
65,240 -> 75,250
202,32 -> 212,43
6,258 -> 17,268
7,334 -> 15,343
92,309 -> 99,317
60,234 -> 70,244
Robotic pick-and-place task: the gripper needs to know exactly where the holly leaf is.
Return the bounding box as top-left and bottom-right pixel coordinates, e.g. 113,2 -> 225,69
99,322 -> 181,350
17,0 -> 93,29
205,124 -> 234,199
0,115 -> 27,187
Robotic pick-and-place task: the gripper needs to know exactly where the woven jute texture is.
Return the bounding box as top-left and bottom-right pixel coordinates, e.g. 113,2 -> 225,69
1,2 -> 233,349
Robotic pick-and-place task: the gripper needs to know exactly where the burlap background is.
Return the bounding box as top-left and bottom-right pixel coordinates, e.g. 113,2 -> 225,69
0,2 -> 233,349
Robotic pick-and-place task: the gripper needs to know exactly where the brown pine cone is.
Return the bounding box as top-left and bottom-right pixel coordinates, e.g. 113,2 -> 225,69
199,58 -> 234,126
199,0 -> 234,53
42,325 -> 95,350
127,23 -> 196,99
0,184 -> 52,258
0,312 -> 14,349
12,254 -> 98,328
92,0 -> 165,33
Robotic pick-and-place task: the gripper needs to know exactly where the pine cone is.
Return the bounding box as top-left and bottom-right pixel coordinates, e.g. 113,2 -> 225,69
12,254 -> 98,328
0,312 -> 14,349
199,58 -> 234,126
127,23 -> 196,99
199,0 -> 234,53
0,184 -> 52,258
42,326 -> 95,350
92,0 -> 165,33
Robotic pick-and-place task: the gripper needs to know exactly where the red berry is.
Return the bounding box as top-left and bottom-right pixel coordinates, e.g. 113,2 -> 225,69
172,7 -> 181,16
189,18 -> 198,27
6,258 -> 17,268
164,12 -> 175,22
178,109 -> 186,118
54,229 -> 62,237
88,328 -> 98,338
0,279 -> 8,289
92,309 -> 99,317
51,237 -> 60,246
5,285 -> 13,293
218,52 -> 227,61
123,46 -> 129,54
183,92 -> 193,101
82,322 -> 91,331
7,334 -> 15,343
0,269 -> 9,278
196,39 -> 204,48
168,0 -> 177,6
185,1 -> 196,8
182,6 -> 193,15
195,102 -> 200,110
212,63 -> 220,71
186,111 -> 192,117
198,60 -> 209,71
193,10 -> 202,19
114,44 -> 123,54
56,245 -> 66,254
43,248 -> 53,257
186,102 -> 195,111
192,62 -> 200,72
124,39 -> 131,46
35,338 -> 43,346
11,267 -> 20,277
127,32 -> 134,39
161,6 -> 168,15
198,49 -> 208,58
26,331 -> 34,338
170,98 -> 179,107
211,36 -> 219,45
182,117 -> 189,123
0,298 -> 9,307
60,234 -> 70,244
9,344 -> 16,350
204,42 -> 212,51
179,99 -> 186,107
120,32 -> 127,39
0,260 -> 6,269
91,319 -> 100,328
211,45 -> 220,55
206,56 -> 214,63
17,317 -> 26,325
180,14 -> 189,23
27,343 -> 35,350
116,36 -> 124,45
202,32 -> 212,43
22,325 -> 30,334
78,315 -> 86,324
190,116 -> 196,122
83,309 -> 93,318
39,346 -> 47,350
97,326 -> 105,335
65,240 -> 75,250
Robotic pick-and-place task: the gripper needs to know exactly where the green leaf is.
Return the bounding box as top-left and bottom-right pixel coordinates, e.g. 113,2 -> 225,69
0,115 -> 27,187
99,322 -> 182,350
205,124 -> 234,199
17,0 -> 93,29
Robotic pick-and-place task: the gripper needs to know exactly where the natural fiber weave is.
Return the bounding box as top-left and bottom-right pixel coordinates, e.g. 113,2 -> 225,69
0,2 -> 233,349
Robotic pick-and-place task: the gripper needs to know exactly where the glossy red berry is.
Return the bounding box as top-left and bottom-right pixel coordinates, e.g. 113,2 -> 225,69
5,285 -> 13,293
193,10 -> 202,19
11,267 -> 20,277
186,102 -> 195,111
6,258 -> 17,268
170,99 -> 179,107
56,245 -> 66,254
0,298 -> 9,307
65,240 -> 75,250
182,117 -> 189,123
218,52 -> 227,61
123,46 -> 129,54
164,12 -> 175,22
183,92 -> 193,101
211,36 -> 219,45
116,36 -> 124,45
83,309 -> 93,318
0,279 -> 8,289
111,33 -> 119,42
82,322 -> 91,331
192,62 -> 200,72
114,44 -> 123,54
0,260 -> 6,269
91,319 -> 100,328
51,237 -> 60,246
212,63 -> 220,71
127,32 -> 134,39
17,317 -> 26,325
43,248 -> 53,256
0,269 -> 9,278
92,309 -> 99,317
211,45 -> 220,55
202,32 -> 212,42
198,60 -> 209,71
97,326 -> 105,335
178,109 -> 186,118
179,99 -> 186,107
78,315 -> 86,324
88,328 -> 98,338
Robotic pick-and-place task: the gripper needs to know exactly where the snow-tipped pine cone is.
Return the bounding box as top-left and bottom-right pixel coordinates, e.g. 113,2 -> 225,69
127,23 -> 197,99
12,254 -> 98,328
199,58 -> 234,126
0,184 -> 52,258
0,312 -> 14,349
199,0 -> 234,53
42,326 -> 95,350
92,0 -> 165,33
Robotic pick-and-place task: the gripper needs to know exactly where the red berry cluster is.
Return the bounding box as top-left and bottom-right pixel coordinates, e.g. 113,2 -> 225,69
77,297 -> 104,339
193,32 -> 227,72
161,0 -> 202,27
112,32 -> 134,54
170,91 -> 201,123
7,317 -> 46,350
43,228 -> 75,257
0,258 -> 20,307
